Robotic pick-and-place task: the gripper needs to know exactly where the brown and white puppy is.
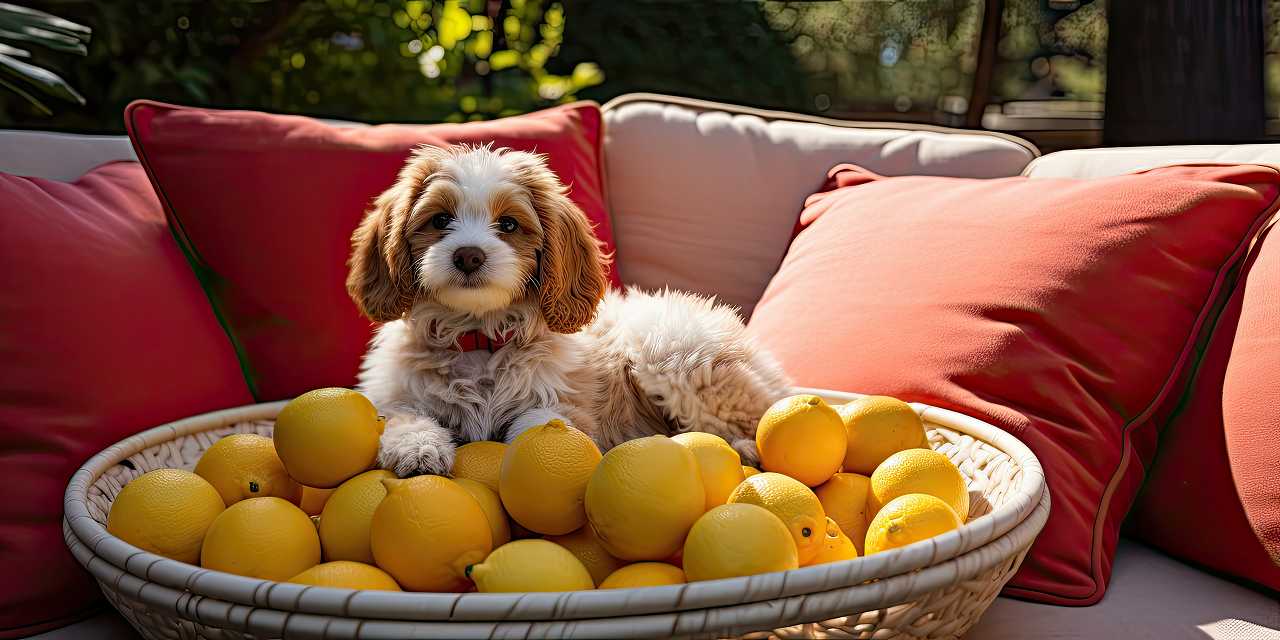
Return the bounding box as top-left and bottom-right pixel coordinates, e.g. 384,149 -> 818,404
347,144 -> 791,477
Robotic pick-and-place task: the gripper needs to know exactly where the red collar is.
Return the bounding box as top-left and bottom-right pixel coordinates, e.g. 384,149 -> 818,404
454,330 -> 510,353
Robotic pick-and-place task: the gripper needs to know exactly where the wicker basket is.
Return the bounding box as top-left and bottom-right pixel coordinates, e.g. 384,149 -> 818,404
63,388 -> 1048,640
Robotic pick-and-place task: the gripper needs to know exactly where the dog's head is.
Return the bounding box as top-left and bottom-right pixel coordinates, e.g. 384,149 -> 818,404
347,144 -> 608,332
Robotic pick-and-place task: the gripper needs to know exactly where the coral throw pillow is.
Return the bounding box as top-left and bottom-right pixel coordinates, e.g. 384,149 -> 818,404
747,163 -> 1280,605
126,100 -> 617,401
0,162 -> 253,637
1130,231 -> 1280,592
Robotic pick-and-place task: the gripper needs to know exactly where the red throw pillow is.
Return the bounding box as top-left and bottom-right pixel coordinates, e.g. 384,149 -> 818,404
747,163 -> 1280,605
1129,233 -> 1280,591
0,162 -> 253,637
126,101 -> 617,401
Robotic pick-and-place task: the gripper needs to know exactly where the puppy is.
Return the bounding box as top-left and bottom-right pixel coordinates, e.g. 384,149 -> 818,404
346,144 -> 792,477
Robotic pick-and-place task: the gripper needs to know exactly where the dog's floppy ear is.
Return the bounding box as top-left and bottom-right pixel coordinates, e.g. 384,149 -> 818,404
511,152 -> 608,333
346,145 -> 443,322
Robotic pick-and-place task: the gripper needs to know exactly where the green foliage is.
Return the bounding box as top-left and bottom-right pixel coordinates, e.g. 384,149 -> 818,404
0,2 -> 90,115
0,0 -> 602,130
993,0 -> 1106,102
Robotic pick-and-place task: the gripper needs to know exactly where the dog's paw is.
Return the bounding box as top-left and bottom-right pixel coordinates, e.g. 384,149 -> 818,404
731,438 -> 760,468
378,422 -> 456,478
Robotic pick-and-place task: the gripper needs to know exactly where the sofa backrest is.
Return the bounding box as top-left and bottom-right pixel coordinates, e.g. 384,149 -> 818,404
0,130 -> 136,181
600,94 -> 1040,315
1023,144 -> 1280,178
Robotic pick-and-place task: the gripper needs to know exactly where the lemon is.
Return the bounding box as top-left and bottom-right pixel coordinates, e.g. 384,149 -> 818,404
273,388 -> 384,489
546,526 -> 625,587
499,420 -> 601,535
864,493 -> 961,555
838,396 -> 927,475
727,472 -> 826,565
599,563 -> 686,589
371,476 -> 492,592
755,395 -> 845,487
455,478 -> 511,547
318,469 -> 395,563
194,433 -> 301,507
452,441 -> 507,493
299,486 -> 334,516
870,448 -> 969,523
814,472 -> 872,555
742,466 -> 760,478
671,431 -> 745,511
288,561 -> 401,591
200,497 -> 320,580
805,517 -> 858,566
585,435 -> 706,560
106,469 -> 224,564
467,539 -> 594,592
683,503 -> 798,581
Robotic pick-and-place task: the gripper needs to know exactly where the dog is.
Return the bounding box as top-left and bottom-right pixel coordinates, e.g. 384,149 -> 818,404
346,144 -> 792,478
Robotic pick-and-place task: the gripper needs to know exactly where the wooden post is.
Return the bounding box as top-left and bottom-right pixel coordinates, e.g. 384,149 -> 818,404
966,0 -> 1005,129
1104,0 -> 1264,145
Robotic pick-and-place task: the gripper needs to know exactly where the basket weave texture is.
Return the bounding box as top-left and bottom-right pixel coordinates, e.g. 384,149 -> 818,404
63,389 -> 1049,639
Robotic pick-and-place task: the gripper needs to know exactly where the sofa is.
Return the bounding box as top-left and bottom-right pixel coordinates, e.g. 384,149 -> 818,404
3,94 -> 1279,639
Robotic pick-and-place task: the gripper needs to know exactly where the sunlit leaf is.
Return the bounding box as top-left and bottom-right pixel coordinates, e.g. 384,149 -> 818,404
0,3 -> 90,44
571,62 -> 604,88
0,41 -> 27,57
490,49 -> 519,70
0,51 -> 85,104
438,1 -> 471,49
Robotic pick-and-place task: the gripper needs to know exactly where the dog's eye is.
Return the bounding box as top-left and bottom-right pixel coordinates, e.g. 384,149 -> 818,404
430,213 -> 454,230
497,216 -> 519,233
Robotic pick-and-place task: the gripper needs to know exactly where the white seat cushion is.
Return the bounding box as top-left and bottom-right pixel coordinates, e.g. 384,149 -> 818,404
601,94 -> 1038,315
1024,144 -> 1280,179
970,538 -> 1280,639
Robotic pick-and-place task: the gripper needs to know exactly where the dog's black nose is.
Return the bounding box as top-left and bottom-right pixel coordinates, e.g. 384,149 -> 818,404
453,246 -> 486,274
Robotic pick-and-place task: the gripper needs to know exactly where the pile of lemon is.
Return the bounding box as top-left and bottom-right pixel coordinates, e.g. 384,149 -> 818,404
107,390 -> 969,593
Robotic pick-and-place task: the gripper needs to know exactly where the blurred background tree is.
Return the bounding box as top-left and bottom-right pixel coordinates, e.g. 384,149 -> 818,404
0,0 -> 605,130
0,0 -> 1125,142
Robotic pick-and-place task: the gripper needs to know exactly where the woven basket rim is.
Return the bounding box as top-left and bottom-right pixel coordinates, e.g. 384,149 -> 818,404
62,490 -> 1050,636
63,387 -> 1047,623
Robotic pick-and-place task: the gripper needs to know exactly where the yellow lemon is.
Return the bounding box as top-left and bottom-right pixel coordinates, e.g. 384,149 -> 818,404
838,396 -> 927,475
299,486 -> 334,516
499,420 -> 601,535
585,435 -> 705,560
288,561 -> 401,591
455,478 -> 511,547
200,497 -> 320,580
467,539 -> 594,592
755,395 -> 845,487
683,503 -> 798,581
273,388 -> 385,489
742,466 -> 760,478
106,469 -> 224,564
546,526 -> 625,587
727,472 -> 826,565
814,472 -> 872,555
195,433 -> 302,506
805,517 -> 858,566
865,493 -> 961,555
599,563 -> 686,589
371,476 -> 492,592
452,441 -> 507,493
671,431 -> 745,511
318,469 -> 396,563
870,448 -> 969,523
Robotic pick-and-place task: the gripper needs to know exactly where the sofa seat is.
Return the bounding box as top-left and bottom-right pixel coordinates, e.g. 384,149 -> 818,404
32,539 -> 1280,640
